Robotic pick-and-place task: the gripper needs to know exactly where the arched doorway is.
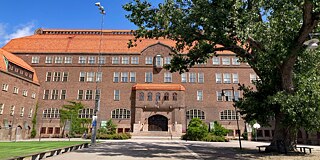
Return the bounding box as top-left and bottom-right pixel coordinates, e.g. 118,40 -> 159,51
148,115 -> 168,131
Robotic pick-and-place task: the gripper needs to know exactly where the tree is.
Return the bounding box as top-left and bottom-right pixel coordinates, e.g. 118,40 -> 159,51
31,103 -> 39,138
186,118 -> 208,141
124,0 -> 320,152
60,101 -> 91,137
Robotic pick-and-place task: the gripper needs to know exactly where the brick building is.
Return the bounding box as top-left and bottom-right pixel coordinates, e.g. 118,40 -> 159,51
2,28 -> 260,139
0,48 -> 40,140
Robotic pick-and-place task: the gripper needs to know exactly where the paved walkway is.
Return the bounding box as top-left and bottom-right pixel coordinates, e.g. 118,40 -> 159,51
43,139 -> 320,160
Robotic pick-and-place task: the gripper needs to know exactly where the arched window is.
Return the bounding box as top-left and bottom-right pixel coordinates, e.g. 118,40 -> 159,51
156,92 -> 161,101
172,92 -> 178,101
220,110 -> 238,120
43,108 -> 60,119
139,92 -> 144,101
147,92 -> 152,101
164,92 -> 169,101
111,109 -> 131,119
154,54 -> 163,67
186,109 -> 205,120
78,108 -> 94,118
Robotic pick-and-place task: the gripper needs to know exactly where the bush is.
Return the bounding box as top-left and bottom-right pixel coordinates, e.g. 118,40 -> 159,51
242,132 -> 248,140
87,133 -> 131,140
211,121 -> 229,136
31,129 -> 36,138
185,118 -> 208,141
203,134 -> 228,142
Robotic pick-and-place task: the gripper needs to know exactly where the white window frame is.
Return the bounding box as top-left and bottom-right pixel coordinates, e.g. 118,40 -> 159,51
155,55 -> 163,67
55,56 -> 63,64
232,57 -> 240,65
22,90 -> 28,97
164,57 -> 171,65
189,73 -> 196,83
20,107 -> 25,117
64,56 -> 72,64
51,90 -> 59,100
28,108 -> 33,118
164,72 -> 172,83
250,73 -> 257,83
31,56 -> 40,64
232,73 -> 239,84
88,56 -> 96,64
197,90 -> 203,101
0,103 -> 4,115
130,72 -> 136,82
114,90 -> 120,101
2,84 -> 9,91
43,90 -> 50,100
98,56 -> 106,64
121,72 -> 129,83
31,93 -> 36,99
53,72 -> 61,82
112,57 -> 120,64
45,56 -> 53,64
216,91 -> 223,101
79,72 -> 86,82
122,57 -> 129,64
60,90 -> 66,100
181,73 -> 187,83
131,57 -> 139,64
87,72 -> 95,82
223,73 -> 231,84
212,57 -> 220,65
113,72 -> 120,83
145,72 -> 153,83
78,56 -> 86,64
10,105 -> 15,116
85,90 -> 93,100
13,87 -> 19,94
62,72 -> 69,82
145,57 -> 153,64
96,72 -> 102,82
77,90 -> 84,100
198,73 -> 204,83
222,57 -> 230,65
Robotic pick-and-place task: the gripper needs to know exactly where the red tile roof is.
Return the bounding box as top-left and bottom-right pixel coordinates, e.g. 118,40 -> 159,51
132,84 -> 186,91
0,49 -> 39,84
3,29 -> 234,55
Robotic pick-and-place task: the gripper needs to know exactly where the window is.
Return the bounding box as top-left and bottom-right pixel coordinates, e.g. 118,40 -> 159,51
77,90 -> 84,100
156,92 -> 161,101
121,72 -> 129,82
51,90 -> 59,100
46,72 -> 52,82
130,72 -> 136,82
114,90 -> 120,101
78,108 -> 94,118
216,73 -> 222,83
220,110 -> 238,120
145,57 -> 153,64
113,72 -> 120,83
189,73 -> 196,83
122,57 -> 129,64
197,90 -> 203,101
87,72 -> 95,82
47,127 -> 54,134
60,90 -> 66,100
55,56 -> 63,64
79,72 -> 86,82
96,72 -> 102,82
223,73 -> 231,84
131,57 -> 139,64
233,73 -> 239,84
79,56 -> 86,64
139,92 -> 144,101
45,56 -> 53,64
186,109 -> 205,119
164,72 -> 172,83
112,57 -> 120,64
212,57 -> 220,65
31,56 -> 40,64
53,72 -> 61,82
43,108 -> 60,119
13,87 -> 19,94
88,56 -> 96,64
181,73 -> 187,83
155,55 -> 163,67
55,127 -> 60,134
20,107 -> 24,117
234,91 -> 240,101
2,84 -> 8,91
164,57 -> 171,65
31,93 -> 36,99
22,90 -> 28,97
147,92 -> 152,101
98,56 -> 106,64
111,109 -> 131,119
224,91 -> 233,101
164,92 -> 169,101
217,91 -> 222,101
28,108 -> 33,118
62,72 -> 69,82
145,72 -> 153,83
85,90 -> 93,100
173,93 -> 178,101
222,57 -> 230,65
250,73 -> 257,83
232,57 -> 240,65
0,103 -> 4,115
43,90 -> 50,100
64,56 -> 72,64
40,127 -> 46,134
95,89 -> 101,100
10,105 -> 15,116
198,73 -> 204,83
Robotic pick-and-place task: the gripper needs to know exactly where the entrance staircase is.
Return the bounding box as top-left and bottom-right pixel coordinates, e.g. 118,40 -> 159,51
131,131 -> 182,140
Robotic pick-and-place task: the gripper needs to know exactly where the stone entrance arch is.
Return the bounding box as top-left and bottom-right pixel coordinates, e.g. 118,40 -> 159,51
148,115 -> 168,131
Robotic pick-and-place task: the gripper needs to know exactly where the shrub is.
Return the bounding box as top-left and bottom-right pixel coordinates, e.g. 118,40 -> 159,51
211,121 -> 229,136
242,132 -> 248,140
87,133 -> 131,140
185,118 -> 208,141
31,129 -> 36,138
203,134 -> 228,142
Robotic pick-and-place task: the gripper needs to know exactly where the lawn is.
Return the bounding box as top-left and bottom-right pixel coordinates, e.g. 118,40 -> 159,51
0,141 -> 86,160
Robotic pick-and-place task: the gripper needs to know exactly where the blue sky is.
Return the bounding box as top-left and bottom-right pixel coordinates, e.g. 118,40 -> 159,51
0,0 -> 164,47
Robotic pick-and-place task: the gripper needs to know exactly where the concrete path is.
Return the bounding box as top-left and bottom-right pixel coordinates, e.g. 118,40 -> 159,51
44,139 -> 320,160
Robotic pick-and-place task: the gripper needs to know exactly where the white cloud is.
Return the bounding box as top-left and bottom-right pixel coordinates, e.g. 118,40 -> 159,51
0,22 -> 35,47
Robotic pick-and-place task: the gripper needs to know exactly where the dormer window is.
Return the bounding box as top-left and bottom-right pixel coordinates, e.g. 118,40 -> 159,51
154,54 -> 163,68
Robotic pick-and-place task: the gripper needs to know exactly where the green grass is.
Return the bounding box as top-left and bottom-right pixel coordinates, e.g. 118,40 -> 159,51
0,141 -> 86,160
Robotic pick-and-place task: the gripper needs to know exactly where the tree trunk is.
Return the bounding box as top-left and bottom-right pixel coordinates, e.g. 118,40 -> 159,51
266,55 -> 298,152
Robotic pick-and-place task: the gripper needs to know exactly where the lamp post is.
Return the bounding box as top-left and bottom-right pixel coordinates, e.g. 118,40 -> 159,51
221,87 -> 242,150
253,122 -> 260,141
91,2 -> 105,146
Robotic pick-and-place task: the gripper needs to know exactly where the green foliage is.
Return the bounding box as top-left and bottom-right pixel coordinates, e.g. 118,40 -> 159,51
87,133 -> 131,140
185,118 -> 208,141
211,121 -> 229,136
203,134 -> 228,142
98,119 -> 117,134
60,101 -> 91,137
31,103 -> 39,138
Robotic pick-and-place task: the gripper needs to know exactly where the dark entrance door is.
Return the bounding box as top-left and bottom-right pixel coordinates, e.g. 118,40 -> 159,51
148,115 -> 168,131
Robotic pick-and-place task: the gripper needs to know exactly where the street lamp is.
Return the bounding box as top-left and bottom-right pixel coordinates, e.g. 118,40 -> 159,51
253,122 -> 260,141
221,87 -> 242,150
91,1 -> 105,146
